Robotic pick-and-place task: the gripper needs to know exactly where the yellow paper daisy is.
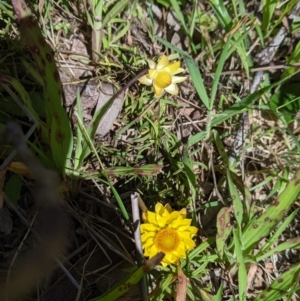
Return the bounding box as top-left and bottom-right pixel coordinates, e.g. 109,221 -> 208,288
140,202 -> 198,267
139,55 -> 187,97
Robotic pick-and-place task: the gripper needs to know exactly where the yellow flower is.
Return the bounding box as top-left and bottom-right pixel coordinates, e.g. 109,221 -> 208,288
139,55 -> 187,97
140,202 -> 198,267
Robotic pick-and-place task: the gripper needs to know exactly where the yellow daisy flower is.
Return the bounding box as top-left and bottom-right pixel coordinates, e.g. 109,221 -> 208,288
138,55 -> 187,97
140,202 -> 198,267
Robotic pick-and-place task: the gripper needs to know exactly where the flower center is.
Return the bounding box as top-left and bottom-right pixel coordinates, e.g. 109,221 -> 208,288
153,70 -> 172,88
154,228 -> 180,253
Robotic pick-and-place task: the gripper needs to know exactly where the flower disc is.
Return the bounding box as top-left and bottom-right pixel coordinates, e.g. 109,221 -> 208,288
153,70 -> 172,88
140,202 -> 198,267
155,228 -> 180,253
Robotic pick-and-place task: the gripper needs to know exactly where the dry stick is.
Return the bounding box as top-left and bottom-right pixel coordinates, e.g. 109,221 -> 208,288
205,62 -> 300,77
108,68 -> 148,106
0,122 -> 75,301
229,3 -> 300,171
131,192 -> 148,301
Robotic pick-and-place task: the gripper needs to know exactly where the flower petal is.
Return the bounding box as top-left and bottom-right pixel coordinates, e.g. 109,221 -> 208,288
165,83 -> 179,95
149,244 -> 159,258
153,84 -> 164,97
182,237 -> 196,249
148,59 -> 156,69
141,231 -> 155,242
147,211 -> 158,225
172,67 -> 185,75
140,201 -> 198,267
148,69 -> 157,80
164,253 -> 179,265
172,76 -> 187,84
143,237 -> 155,249
167,214 -> 182,225
163,61 -> 180,75
188,226 -> 198,235
142,211 -> 148,222
175,242 -> 186,257
140,223 -> 158,232
179,208 -> 187,217
139,75 -> 152,86
165,204 -> 173,214
156,214 -> 167,228
155,202 -> 164,214
157,55 -> 169,69
171,218 -> 192,229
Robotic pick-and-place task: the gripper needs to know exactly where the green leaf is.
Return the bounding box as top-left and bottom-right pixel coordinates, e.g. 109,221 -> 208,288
182,145 -> 197,202
102,0 -> 130,28
155,36 -> 210,109
88,252 -> 164,301
257,236 -> 300,262
254,264 -> 300,301
11,0 -> 73,177
242,168 -> 300,252
269,83 -> 300,124
262,0 -> 277,32
212,283 -> 223,301
211,70 -> 300,127
74,90 -> 84,171
216,207 -> 233,258
234,229 -> 247,301
256,209 -> 298,258
227,170 -> 243,230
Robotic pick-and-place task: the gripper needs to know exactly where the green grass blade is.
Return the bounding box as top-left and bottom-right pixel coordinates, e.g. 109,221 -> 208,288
256,209 -> 298,257
257,236 -> 300,262
234,229 -> 247,301
209,0 -> 232,29
212,283 -> 223,301
187,132 -> 206,148
216,207 -> 233,258
12,0 -> 73,176
227,169 -> 243,230
74,90 -> 84,170
76,112 -> 130,222
182,145 -> 196,202
210,37 -> 232,110
155,36 -> 210,109
211,70 -> 300,127
88,252 -> 164,301
0,74 -> 40,125
262,0 -> 277,32
102,0 -> 130,28
253,264 -> 300,301
169,0 -> 190,39
242,168 -> 300,252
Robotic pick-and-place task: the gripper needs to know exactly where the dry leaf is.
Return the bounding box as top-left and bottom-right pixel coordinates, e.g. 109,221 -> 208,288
95,82 -> 125,136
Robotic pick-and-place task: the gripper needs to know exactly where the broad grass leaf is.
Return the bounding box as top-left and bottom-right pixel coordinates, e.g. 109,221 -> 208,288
234,229 -> 247,301
11,0 -> 73,176
270,83 -> 300,124
88,252 -> 164,301
253,264 -> 300,301
242,168 -> 300,252
211,69 -> 300,127
216,207 -> 233,258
